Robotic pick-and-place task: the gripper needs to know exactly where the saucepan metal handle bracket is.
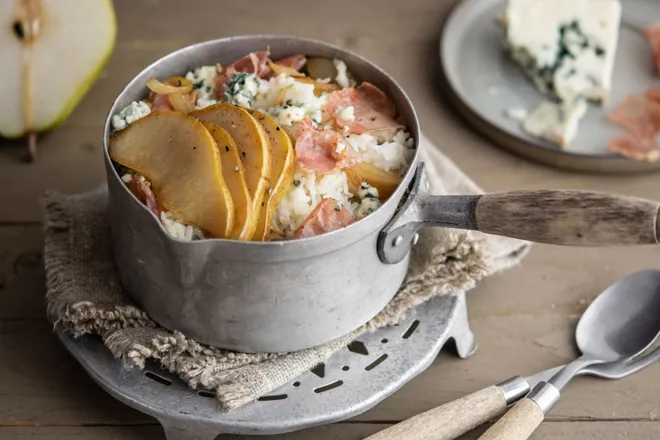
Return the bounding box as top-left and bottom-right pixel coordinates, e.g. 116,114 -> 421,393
377,163 -> 481,264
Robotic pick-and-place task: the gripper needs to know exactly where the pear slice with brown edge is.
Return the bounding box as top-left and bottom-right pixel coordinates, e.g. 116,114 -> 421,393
345,162 -> 402,201
199,120 -> 255,240
248,109 -> 295,241
190,104 -> 272,238
109,111 -> 234,238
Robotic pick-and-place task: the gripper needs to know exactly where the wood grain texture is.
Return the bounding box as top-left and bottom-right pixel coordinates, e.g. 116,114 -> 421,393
475,190 -> 660,246
3,422 -> 660,440
478,398 -> 544,440
2,0 -> 660,438
363,386 -> 507,440
2,226 -> 660,430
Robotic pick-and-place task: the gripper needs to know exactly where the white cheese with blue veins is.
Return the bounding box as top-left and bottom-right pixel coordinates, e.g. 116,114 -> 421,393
355,183 -> 382,219
185,66 -> 218,109
504,0 -> 622,104
522,99 -> 587,146
111,101 -> 151,131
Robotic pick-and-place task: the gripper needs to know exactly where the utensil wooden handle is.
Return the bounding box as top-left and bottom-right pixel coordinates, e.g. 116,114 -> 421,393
477,398 -> 544,440
475,190 -> 660,246
362,385 -> 507,440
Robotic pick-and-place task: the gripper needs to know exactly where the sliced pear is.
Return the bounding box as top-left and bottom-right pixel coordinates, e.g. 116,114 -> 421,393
0,0 -> 116,158
249,109 -> 295,241
345,162 -> 402,201
109,111 -> 234,238
190,104 -> 272,222
199,120 -> 255,240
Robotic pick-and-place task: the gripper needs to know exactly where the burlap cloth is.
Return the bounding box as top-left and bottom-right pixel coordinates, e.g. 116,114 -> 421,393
43,134 -> 530,412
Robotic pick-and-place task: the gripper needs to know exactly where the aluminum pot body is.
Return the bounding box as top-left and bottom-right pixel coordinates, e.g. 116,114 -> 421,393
103,35 -> 421,353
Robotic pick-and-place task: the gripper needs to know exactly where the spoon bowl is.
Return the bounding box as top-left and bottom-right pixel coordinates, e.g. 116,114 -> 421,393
576,269 -> 660,361
476,270 -> 660,440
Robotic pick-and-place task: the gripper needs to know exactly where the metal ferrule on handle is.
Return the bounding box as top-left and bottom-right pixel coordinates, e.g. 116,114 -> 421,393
496,376 -> 531,406
527,382 -> 561,415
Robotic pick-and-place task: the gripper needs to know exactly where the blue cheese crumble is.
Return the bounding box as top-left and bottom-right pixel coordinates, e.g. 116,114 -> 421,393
111,101 -> 151,131
224,72 -> 260,108
333,59 -> 351,88
355,183 -> 382,219
522,100 -> 587,146
186,66 -> 218,109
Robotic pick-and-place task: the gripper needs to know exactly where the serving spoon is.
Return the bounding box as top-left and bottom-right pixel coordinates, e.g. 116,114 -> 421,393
477,269 -> 660,440
361,270 -> 660,440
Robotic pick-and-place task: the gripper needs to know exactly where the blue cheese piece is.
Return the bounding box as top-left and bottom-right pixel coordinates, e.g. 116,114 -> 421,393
522,100 -> 587,146
224,72 -> 260,108
355,183 -> 382,219
504,0 -> 622,104
185,66 -> 218,109
111,101 -> 151,131
505,107 -> 529,121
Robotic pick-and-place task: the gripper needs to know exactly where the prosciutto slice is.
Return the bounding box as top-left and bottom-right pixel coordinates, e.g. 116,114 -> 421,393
150,93 -> 174,111
609,95 -> 660,137
608,92 -> 660,161
129,177 -> 161,218
644,23 -> 660,73
294,117 -> 359,173
214,51 -> 271,94
274,54 -> 307,71
326,82 -> 403,134
609,133 -> 659,162
294,198 -> 356,238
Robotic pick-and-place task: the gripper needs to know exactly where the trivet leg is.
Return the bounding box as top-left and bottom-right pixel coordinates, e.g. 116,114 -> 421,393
449,292 -> 477,359
160,420 -> 220,440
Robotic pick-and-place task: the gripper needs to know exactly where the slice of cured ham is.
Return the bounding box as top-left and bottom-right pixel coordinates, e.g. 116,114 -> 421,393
274,54 -> 307,71
294,117 -> 359,173
326,82 -> 403,134
294,198 -> 356,238
608,92 -> 660,161
644,23 -> 660,73
129,176 -> 161,218
609,133 -> 659,162
214,51 -> 270,94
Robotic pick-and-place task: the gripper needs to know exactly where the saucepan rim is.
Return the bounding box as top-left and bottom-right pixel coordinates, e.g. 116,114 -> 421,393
102,34 -> 421,250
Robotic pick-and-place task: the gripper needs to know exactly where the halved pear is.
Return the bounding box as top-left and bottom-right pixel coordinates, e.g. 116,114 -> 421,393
190,104 -> 272,222
345,162 -> 402,201
249,109 -> 295,241
0,0 -> 116,158
199,120 -> 255,240
109,111 -> 234,239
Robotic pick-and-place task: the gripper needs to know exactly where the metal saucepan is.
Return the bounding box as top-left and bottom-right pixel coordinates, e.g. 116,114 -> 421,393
103,35 -> 660,353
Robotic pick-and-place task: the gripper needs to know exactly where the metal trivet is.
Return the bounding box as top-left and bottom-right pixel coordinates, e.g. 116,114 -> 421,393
56,292 -> 476,440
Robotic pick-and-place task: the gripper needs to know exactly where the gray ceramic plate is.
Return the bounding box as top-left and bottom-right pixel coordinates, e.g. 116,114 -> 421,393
440,0 -> 660,173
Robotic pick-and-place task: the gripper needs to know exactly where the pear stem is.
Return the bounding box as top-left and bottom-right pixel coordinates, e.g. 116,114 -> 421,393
26,132 -> 38,162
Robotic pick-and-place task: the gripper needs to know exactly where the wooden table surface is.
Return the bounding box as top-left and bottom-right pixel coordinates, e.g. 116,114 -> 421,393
1,0 -> 659,439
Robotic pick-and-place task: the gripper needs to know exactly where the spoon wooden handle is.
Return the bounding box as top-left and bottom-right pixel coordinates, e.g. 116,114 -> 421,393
477,398 -> 544,440
475,190 -> 660,246
362,385 -> 508,440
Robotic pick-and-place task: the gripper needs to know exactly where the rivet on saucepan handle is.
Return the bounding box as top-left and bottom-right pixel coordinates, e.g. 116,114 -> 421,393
377,163 -> 480,265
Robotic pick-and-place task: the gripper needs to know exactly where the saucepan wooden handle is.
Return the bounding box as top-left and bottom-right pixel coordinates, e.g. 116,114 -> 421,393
362,386 -> 508,440
378,164 -> 660,265
477,398 -> 545,440
474,190 -> 660,246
